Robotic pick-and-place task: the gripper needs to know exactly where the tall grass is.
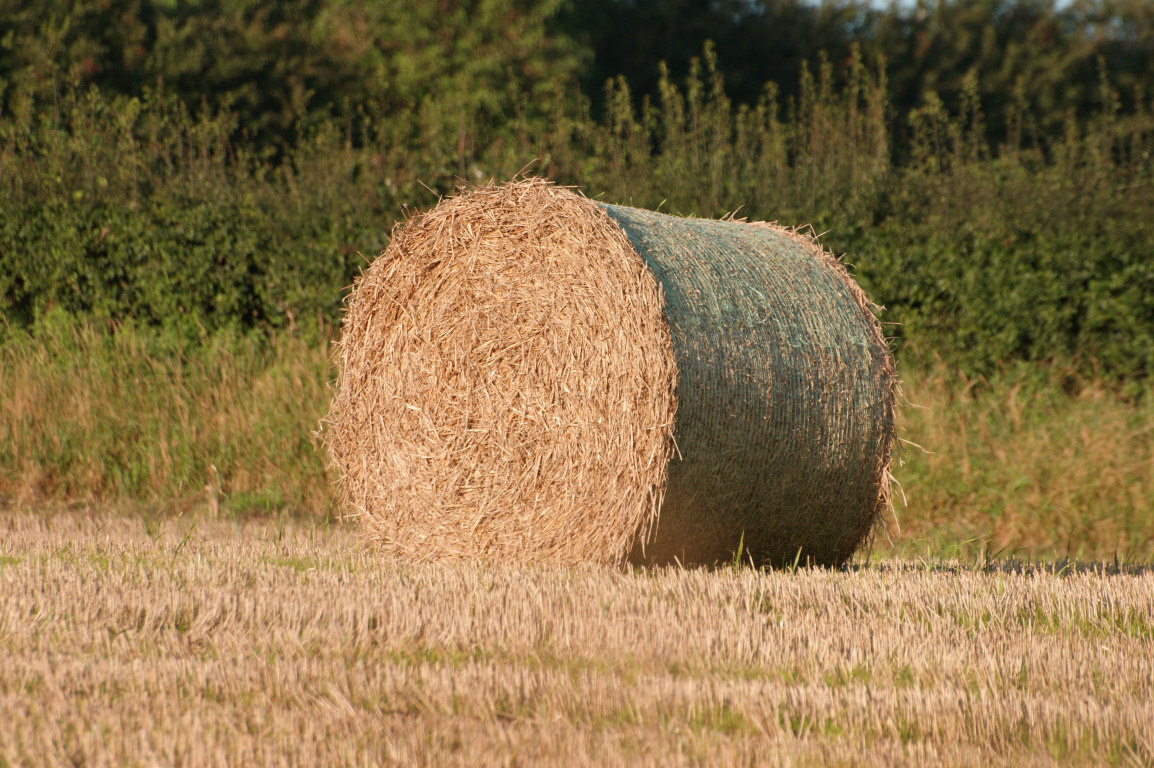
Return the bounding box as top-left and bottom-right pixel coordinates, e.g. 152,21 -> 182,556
3,325 -> 1152,560
891,363 -> 1154,561
0,317 -> 333,515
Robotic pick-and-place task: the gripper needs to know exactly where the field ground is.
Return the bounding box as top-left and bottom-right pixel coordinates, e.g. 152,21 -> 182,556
1,509 -> 1151,767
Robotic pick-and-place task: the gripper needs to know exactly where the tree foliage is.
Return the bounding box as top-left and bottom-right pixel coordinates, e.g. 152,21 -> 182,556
4,0 -> 1154,153
0,0 -> 584,153
553,0 -> 1154,147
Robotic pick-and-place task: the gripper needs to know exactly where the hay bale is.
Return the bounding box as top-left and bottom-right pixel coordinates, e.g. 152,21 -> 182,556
323,178 -> 895,567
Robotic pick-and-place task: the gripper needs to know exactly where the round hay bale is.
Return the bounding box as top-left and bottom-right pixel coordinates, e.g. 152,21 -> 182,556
323,178 -> 896,567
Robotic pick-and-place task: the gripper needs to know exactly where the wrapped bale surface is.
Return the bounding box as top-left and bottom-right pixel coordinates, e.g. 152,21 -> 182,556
324,179 -> 895,567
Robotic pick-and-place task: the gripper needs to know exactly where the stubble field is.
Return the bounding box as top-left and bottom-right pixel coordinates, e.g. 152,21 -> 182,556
2,509 -> 1151,767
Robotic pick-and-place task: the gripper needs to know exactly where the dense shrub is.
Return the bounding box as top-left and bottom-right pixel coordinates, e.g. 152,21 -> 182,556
2,35 -> 1153,384
0,191 -> 373,340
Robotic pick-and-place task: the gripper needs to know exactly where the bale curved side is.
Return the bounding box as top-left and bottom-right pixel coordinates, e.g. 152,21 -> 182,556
601,206 -> 895,566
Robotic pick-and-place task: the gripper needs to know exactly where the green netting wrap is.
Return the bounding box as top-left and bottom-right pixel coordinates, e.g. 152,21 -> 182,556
325,179 -> 896,567
601,204 -> 896,566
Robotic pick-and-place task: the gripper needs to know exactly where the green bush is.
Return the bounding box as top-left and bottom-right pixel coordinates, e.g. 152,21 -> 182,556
0,196 -> 369,340
2,45 -> 1153,384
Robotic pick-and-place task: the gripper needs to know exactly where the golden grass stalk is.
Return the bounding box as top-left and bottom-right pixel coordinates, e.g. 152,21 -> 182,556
2,510 -> 1151,767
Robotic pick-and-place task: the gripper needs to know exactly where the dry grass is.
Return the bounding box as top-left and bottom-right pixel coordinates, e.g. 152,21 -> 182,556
2,324 -> 1152,561
0,323 -> 332,514
2,509 -> 1150,767
888,363 -> 1154,560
